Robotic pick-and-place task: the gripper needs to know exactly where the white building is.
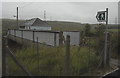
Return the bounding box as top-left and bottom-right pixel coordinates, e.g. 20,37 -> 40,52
20,18 -> 51,30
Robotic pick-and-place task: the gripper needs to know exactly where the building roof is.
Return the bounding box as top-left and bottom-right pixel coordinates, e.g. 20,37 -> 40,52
21,18 -> 51,27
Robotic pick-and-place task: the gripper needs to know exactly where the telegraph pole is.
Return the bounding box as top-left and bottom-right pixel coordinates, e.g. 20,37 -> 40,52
44,10 -> 46,21
104,8 -> 108,66
50,16 -> 52,21
17,7 -> 18,27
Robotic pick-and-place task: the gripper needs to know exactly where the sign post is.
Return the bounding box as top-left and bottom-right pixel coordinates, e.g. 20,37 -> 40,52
104,8 -> 108,66
96,8 -> 108,67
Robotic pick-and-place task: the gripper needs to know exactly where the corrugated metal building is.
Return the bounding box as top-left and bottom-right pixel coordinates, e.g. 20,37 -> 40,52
20,18 -> 51,30
8,29 -> 80,46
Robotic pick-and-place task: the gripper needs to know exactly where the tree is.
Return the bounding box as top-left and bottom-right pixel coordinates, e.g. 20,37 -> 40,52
84,24 -> 91,36
95,24 -> 105,37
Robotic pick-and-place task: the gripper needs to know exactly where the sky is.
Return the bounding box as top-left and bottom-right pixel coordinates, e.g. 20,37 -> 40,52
1,0 -> 120,2
1,0 -> 120,24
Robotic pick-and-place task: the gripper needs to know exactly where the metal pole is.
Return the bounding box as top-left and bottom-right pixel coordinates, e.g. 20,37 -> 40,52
54,33 -> 56,46
104,8 -> 108,66
59,31 -> 63,46
37,37 -> 40,74
17,7 -> 18,27
65,35 -> 70,76
6,46 -> 32,76
44,10 -> 46,21
88,36 -> 90,72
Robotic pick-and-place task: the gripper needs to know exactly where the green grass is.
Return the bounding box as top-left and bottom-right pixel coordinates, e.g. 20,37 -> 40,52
2,19 -> 25,35
47,21 -> 84,31
108,29 -> 119,32
8,45 -> 99,76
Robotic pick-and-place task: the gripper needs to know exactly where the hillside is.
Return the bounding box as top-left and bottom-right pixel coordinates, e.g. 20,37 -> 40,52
47,21 -> 84,31
2,19 -> 85,35
2,19 -> 119,35
2,19 -> 25,35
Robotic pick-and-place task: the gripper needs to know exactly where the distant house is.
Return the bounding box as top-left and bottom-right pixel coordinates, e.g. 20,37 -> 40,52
20,18 -> 51,30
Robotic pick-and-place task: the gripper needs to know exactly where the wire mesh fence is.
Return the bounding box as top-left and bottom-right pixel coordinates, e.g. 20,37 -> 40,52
3,28 -> 119,76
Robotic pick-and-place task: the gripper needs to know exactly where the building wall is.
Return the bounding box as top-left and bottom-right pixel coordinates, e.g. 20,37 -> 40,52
34,32 -> 58,46
63,32 -> 80,46
23,31 -> 33,41
16,30 -> 22,37
8,30 -> 80,46
8,30 -> 58,46
30,26 -> 51,30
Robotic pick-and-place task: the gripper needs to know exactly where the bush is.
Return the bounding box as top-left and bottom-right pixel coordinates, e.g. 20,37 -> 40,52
84,24 -> 91,36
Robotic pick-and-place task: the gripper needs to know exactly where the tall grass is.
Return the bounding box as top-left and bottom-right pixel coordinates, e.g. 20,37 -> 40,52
8,45 -> 99,76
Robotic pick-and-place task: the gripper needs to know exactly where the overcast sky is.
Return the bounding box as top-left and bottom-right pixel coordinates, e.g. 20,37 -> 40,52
1,2 -> 119,24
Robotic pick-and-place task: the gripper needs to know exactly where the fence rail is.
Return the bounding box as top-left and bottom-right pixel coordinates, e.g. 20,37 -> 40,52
2,36 -> 32,76
7,29 -> 80,46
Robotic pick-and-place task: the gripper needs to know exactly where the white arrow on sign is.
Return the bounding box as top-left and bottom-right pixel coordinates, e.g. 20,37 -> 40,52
96,11 -> 106,22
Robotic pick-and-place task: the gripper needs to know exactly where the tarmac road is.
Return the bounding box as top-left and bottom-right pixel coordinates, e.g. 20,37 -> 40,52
110,58 -> 120,66
101,58 -> 120,78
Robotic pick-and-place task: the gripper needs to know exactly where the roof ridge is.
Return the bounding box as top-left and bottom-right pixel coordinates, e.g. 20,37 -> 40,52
31,18 -> 38,26
21,18 -> 51,27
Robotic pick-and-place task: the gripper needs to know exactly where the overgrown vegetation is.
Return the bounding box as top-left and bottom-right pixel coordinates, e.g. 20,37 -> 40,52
8,45 -> 99,76
2,18 -> 119,76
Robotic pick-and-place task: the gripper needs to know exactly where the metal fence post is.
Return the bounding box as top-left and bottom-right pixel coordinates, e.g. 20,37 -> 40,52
14,29 -> 16,40
33,31 -> 35,43
8,29 -> 10,35
2,37 -> 9,76
80,31 -> 84,46
37,37 -> 40,74
54,33 -> 56,46
9,29 -> 11,35
88,36 -> 90,72
59,31 -> 63,46
79,31 -> 81,46
106,33 -> 110,66
33,31 -> 35,51
21,30 -> 23,44
6,46 -> 32,76
78,31 -> 81,51
65,35 -> 70,76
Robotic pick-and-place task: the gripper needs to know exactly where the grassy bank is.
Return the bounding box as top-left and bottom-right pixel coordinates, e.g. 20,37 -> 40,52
8,45 -> 99,76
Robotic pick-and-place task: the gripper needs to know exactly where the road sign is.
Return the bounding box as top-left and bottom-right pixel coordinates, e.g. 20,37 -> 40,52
96,8 -> 109,67
96,11 -> 106,22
